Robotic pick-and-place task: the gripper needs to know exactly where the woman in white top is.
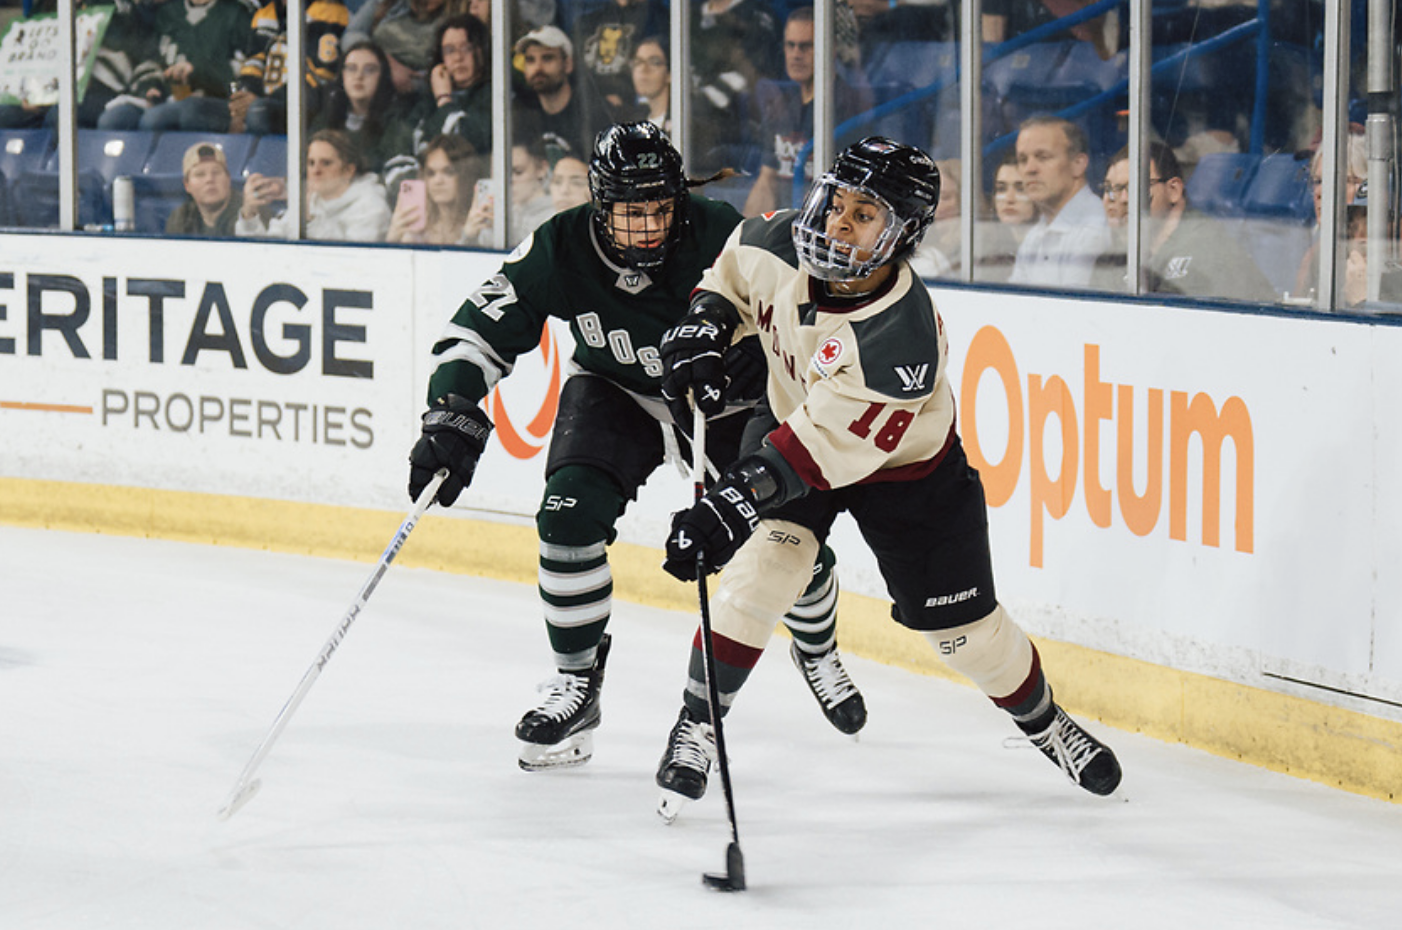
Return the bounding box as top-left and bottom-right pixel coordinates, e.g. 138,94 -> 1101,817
237,129 -> 392,243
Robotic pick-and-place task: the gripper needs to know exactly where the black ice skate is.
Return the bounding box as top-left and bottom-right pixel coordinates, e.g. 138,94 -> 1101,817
1024,705 -> 1122,796
790,641 -> 867,735
516,634 -> 611,771
655,706 -> 716,824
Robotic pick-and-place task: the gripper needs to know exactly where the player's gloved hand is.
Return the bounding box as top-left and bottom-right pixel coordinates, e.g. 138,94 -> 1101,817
659,301 -> 736,426
722,336 -> 768,405
408,394 -> 493,506
663,475 -> 760,582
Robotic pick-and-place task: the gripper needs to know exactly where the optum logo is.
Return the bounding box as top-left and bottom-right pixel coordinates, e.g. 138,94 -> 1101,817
959,326 -> 1254,568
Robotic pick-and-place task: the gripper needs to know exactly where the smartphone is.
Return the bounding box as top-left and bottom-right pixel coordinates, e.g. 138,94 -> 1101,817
475,178 -> 496,204
399,179 -> 427,231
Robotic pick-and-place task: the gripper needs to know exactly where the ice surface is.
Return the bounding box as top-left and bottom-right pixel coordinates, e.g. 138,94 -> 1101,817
2,525 -> 1399,929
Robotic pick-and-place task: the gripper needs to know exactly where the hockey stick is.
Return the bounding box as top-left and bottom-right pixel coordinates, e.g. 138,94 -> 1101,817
692,403 -> 746,892
216,468 -> 448,822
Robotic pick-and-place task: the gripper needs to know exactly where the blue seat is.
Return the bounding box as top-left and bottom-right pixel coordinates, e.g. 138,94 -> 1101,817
0,129 -> 54,225
1242,152 -> 1312,222
240,135 -> 289,183
12,167 -> 109,228
1185,153 -> 1259,218
44,130 -> 158,186
0,128 -> 54,183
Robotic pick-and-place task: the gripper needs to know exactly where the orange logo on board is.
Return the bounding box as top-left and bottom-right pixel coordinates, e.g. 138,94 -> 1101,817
488,327 -> 562,459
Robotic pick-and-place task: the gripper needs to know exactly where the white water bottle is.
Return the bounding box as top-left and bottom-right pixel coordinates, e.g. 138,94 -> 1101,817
113,176 -> 135,232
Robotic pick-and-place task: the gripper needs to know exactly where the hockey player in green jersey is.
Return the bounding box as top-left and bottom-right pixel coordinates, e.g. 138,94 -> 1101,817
653,137 -> 1122,816
407,122 -> 867,771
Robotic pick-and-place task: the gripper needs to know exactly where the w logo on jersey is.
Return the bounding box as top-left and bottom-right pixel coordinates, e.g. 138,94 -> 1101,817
894,363 -> 929,392
1163,256 -> 1192,280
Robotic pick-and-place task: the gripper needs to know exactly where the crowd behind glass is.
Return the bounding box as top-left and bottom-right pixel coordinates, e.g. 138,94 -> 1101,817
0,0 -> 1392,314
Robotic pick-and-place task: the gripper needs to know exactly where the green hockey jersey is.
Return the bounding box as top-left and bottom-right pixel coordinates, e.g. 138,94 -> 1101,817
427,195 -> 743,405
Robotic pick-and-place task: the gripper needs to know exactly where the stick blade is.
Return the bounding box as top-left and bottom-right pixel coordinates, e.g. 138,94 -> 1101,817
701,842 -> 746,892
216,778 -> 262,822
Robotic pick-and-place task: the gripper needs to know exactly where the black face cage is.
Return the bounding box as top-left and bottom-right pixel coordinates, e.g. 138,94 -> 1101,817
590,185 -> 687,271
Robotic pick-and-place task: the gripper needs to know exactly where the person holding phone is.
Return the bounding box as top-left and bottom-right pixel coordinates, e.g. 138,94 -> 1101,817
237,129 -> 392,242
387,134 -> 480,244
460,140 -> 556,247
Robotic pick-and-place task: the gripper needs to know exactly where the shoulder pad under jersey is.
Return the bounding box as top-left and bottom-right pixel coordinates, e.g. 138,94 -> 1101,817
738,209 -> 800,268
849,287 -> 942,399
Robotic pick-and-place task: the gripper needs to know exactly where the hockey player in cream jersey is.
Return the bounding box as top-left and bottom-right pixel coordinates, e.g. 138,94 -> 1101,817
653,137 -> 1122,817
406,123 -> 868,773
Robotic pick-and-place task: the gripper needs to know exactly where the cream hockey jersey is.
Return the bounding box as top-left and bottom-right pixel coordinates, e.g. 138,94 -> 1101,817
697,210 -> 957,492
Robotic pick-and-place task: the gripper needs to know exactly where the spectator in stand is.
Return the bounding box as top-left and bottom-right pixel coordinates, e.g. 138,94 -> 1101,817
688,0 -> 783,175
237,128 -> 391,241
1089,150 -> 1129,289
512,25 -> 607,165
548,153 -> 591,213
617,35 -> 670,137
912,157 -> 963,278
572,0 -> 665,114
313,41 -> 421,184
386,133 -> 479,244
742,6 -> 873,217
1008,115 -> 1108,286
461,139 -> 554,246
165,141 -> 243,237
1090,142 -> 1272,301
95,0 -> 252,132
233,0 -> 351,135
1293,131 -> 1367,301
341,0 -> 449,97
411,13 -> 493,162
983,0 -> 1118,60
980,150 -> 1036,282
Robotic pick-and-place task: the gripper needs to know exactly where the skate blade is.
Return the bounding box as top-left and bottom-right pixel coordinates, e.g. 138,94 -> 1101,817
656,788 -> 694,824
518,731 -> 594,771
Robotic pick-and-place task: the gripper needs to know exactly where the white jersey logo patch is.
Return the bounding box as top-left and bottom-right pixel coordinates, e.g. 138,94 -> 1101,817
616,270 -> 651,294
894,363 -> 929,392
811,337 -> 844,379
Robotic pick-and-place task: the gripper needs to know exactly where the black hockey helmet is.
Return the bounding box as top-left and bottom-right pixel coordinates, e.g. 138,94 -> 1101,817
589,121 -> 689,271
793,136 -> 941,281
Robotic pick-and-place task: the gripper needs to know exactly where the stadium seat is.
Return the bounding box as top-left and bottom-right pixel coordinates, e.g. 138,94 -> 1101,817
1185,152 -> 1259,218
1242,152 -> 1313,222
48,130 -> 158,186
240,135 -> 289,182
0,128 -> 53,183
0,129 -> 54,225
12,167 -> 110,228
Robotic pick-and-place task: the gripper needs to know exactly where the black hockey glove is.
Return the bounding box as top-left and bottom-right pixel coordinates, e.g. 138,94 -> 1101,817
663,474 -> 761,582
408,394 -> 493,506
659,297 -> 739,426
722,335 -> 768,405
